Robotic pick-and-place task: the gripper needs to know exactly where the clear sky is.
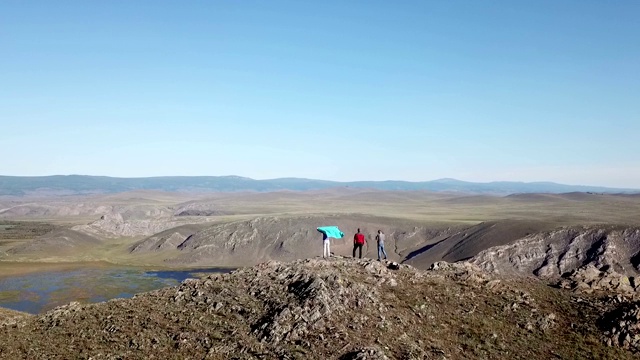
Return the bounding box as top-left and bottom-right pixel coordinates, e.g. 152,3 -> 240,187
1,1 -> 639,187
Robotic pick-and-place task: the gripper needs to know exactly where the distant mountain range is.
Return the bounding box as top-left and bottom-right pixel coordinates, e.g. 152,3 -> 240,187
0,175 -> 637,196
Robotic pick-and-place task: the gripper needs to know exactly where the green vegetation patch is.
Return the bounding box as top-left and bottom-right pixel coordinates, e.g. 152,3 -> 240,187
0,291 -> 21,302
0,221 -> 56,240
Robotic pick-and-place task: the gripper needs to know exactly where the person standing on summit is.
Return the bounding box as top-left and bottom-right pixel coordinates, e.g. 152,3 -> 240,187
317,226 -> 344,259
353,228 -> 366,259
322,232 -> 331,258
376,230 -> 387,261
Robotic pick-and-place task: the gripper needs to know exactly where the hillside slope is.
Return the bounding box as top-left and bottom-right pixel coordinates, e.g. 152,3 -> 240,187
141,216 -> 561,269
403,220 -> 559,268
5,228 -> 102,256
131,215 -> 470,267
0,258 -> 634,359
471,226 -> 640,278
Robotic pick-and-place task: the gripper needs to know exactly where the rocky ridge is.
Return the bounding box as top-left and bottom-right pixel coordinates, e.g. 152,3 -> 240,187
72,211 -> 213,238
466,225 -> 640,301
557,264 -> 637,294
0,257 -> 634,359
471,226 -> 640,278
0,308 -> 29,327
159,215 -> 463,267
128,226 -> 200,253
461,224 -> 640,354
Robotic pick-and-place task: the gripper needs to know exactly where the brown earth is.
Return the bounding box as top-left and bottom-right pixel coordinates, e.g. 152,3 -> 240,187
2,191 -> 640,359
0,307 -> 29,327
0,257 -> 635,359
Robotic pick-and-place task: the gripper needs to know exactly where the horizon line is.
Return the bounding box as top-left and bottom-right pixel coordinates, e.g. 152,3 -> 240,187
0,174 -> 638,190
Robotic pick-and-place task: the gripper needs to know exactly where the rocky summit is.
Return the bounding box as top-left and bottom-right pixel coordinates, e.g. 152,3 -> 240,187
0,257 -> 638,359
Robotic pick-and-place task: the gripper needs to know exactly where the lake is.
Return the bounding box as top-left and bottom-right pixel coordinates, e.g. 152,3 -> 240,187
0,266 -> 232,314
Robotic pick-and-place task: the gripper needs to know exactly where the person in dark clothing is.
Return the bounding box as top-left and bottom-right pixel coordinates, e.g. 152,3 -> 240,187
353,228 -> 366,258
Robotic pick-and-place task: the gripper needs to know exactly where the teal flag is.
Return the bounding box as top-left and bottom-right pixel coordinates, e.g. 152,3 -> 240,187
317,226 -> 345,239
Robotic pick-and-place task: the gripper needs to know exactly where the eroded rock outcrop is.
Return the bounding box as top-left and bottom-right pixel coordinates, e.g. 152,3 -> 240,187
471,226 -> 640,280
599,301 -> 640,352
558,264 -> 637,294
72,210 -> 210,238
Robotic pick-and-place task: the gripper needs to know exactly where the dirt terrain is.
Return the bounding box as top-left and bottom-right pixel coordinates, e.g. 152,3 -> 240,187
2,191 -> 640,358
0,307 -> 28,327
1,257 -> 637,359
2,190 -> 640,271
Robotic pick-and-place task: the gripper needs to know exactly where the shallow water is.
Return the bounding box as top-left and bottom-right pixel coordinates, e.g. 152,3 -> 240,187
0,267 -> 231,314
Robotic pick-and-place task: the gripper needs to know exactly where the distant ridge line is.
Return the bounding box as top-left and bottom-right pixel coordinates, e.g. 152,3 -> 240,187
0,175 -> 637,196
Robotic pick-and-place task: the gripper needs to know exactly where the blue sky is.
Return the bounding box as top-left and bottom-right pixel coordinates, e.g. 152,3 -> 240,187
1,1 -> 639,187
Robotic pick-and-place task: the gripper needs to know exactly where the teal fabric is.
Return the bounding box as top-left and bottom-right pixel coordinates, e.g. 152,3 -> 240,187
317,226 -> 345,239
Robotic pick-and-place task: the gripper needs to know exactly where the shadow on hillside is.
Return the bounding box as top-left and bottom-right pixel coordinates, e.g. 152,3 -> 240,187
403,238 -> 448,262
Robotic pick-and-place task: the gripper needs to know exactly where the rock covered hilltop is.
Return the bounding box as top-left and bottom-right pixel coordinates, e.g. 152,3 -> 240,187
0,257 -> 636,359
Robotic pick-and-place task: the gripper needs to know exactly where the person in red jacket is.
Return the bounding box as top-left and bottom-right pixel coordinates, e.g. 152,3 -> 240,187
353,228 -> 366,259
